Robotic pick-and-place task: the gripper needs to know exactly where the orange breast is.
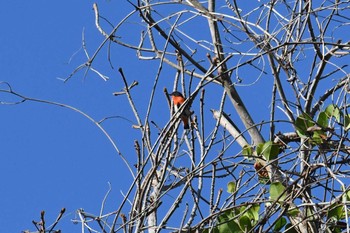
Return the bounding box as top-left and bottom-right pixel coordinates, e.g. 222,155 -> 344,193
172,96 -> 185,107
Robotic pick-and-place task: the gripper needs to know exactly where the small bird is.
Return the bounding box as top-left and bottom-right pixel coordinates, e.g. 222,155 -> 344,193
170,91 -> 191,129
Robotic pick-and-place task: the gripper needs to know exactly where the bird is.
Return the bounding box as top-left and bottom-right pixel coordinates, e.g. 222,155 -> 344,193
169,91 -> 192,129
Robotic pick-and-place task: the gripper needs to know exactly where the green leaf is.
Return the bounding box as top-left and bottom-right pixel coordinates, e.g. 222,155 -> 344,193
331,227 -> 342,233
295,113 -> 314,138
346,189 -> 350,201
201,228 -> 213,233
285,223 -> 298,233
227,182 -> 236,194
239,204 -> 260,223
344,114 -> 350,131
216,220 -> 240,233
325,104 -> 340,122
317,111 -> 329,128
238,205 -> 246,215
261,141 -> 280,161
342,190 -> 347,203
239,215 -> 252,231
274,217 -> 287,232
217,210 -> 241,233
248,204 -> 260,222
242,145 -> 253,158
328,204 -> 344,221
270,182 -> 286,202
287,208 -> 300,217
256,143 -> 264,155
312,131 -> 325,145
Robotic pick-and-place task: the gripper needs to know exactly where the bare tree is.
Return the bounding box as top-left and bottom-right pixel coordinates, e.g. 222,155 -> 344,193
19,0 -> 350,232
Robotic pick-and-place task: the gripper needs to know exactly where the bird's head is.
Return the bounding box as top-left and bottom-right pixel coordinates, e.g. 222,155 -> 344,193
169,91 -> 184,98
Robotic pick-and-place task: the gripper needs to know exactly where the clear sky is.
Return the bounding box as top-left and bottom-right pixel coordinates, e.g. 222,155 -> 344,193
0,1 -> 147,231
0,1 -> 290,231
1,1 -> 221,231
0,1 -> 253,231
3,1 -> 348,232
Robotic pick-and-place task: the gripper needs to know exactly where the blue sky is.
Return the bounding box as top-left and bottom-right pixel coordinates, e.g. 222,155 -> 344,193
0,1 -> 264,231
1,1 -> 220,231
0,1 -> 143,231
0,1 -> 302,231
2,1 -> 349,232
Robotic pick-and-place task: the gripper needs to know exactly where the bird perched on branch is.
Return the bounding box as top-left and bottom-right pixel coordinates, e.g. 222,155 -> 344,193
170,91 -> 192,129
